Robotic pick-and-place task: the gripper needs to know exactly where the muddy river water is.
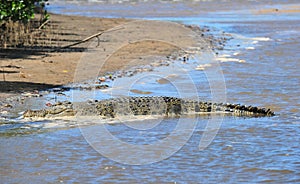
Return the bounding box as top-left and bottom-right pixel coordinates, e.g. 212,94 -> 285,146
1,0 -> 300,183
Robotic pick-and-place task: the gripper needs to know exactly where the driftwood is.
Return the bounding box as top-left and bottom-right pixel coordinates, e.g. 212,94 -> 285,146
38,19 -> 50,30
30,19 -> 50,35
61,26 -> 124,49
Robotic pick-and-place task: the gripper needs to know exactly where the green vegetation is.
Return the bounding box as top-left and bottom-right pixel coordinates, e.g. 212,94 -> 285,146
0,0 -> 49,23
0,0 -> 50,48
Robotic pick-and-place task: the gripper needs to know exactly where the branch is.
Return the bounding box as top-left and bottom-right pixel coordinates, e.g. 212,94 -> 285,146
38,19 -> 50,30
61,26 -> 124,49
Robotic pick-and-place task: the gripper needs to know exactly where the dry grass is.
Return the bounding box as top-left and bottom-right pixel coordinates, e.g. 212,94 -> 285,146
0,13 -> 129,52
0,15 -> 76,49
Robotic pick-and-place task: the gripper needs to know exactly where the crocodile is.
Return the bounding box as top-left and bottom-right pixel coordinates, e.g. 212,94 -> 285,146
23,96 -> 275,118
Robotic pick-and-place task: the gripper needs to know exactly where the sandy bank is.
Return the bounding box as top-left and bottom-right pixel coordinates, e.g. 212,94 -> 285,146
0,13 -> 206,98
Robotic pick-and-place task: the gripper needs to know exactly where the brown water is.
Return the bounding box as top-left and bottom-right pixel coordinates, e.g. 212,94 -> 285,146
1,0 -> 300,183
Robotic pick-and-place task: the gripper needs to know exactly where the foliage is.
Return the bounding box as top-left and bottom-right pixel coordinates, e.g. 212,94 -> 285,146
0,0 -> 49,23
0,0 -> 50,48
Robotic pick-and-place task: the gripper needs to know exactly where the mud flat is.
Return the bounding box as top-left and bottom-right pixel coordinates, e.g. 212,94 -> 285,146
0,12 -> 230,118
0,13 -> 218,94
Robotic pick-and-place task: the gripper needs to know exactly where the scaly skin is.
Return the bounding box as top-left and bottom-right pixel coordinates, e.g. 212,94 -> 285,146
23,96 -> 275,118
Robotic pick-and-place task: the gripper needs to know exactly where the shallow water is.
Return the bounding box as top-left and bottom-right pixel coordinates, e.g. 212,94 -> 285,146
1,1 -> 300,183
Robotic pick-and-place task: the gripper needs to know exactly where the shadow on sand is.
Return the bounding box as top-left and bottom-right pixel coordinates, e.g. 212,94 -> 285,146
0,47 -> 86,59
0,81 -> 61,94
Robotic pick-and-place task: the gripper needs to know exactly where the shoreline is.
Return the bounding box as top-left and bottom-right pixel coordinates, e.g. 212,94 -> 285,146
0,14 -> 176,97
1,2 -> 299,183
0,13 -> 217,95
0,13 -> 226,118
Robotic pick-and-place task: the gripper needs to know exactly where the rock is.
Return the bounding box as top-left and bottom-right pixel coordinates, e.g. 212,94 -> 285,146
3,104 -> 13,108
95,84 -> 109,89
21,92 -> 41,98
46,102 -> 52,107
99,77 -> 106,82
52,88 -> 63,92
1,111 -> 8,114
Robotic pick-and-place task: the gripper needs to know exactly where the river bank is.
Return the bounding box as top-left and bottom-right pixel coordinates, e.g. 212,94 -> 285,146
1,1 -> 300,183
0,13 -> 212,97
0,12 -> 229,118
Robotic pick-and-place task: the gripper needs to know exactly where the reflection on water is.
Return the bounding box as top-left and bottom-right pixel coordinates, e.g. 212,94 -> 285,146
1,1 -> 300,183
